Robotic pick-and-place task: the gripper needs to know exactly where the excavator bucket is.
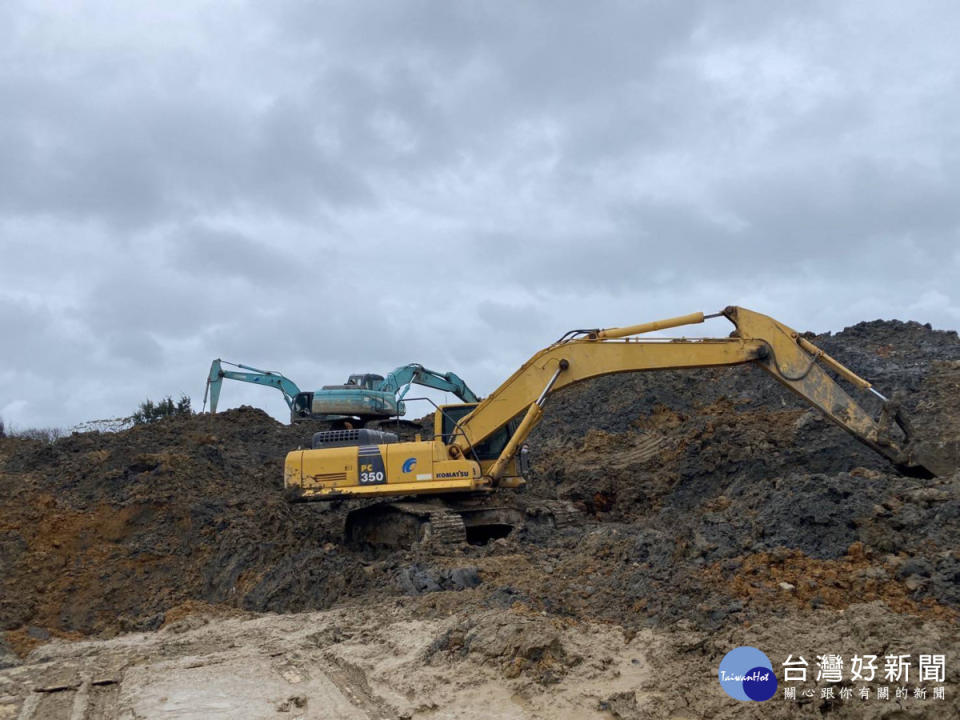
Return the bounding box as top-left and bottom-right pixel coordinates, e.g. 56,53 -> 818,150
721,307 -> 938,478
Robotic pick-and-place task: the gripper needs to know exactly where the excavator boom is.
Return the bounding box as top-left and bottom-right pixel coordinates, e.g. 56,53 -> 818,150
204,359 -> 302,413
451,306 -> 928,478
379,364 -> 480,403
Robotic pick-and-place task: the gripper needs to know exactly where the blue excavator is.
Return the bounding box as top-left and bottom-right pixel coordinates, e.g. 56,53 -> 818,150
203,359 -> 479,426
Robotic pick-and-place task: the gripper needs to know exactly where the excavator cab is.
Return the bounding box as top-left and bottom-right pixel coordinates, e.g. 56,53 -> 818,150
346,373 -> 385,390
435,404 -> 527,484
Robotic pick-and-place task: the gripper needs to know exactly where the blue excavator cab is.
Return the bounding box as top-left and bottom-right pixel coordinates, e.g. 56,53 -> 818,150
348,374 -> 385,390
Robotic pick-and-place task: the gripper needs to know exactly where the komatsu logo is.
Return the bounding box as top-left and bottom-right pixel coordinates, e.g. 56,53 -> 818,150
436,470 -> 471,479
402,457 -> 417,473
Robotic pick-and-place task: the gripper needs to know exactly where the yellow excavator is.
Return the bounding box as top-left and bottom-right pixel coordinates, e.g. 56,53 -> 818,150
284,307 -> 937,547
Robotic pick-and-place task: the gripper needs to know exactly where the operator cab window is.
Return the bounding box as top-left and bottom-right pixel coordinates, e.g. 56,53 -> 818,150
440,404 -> 519,461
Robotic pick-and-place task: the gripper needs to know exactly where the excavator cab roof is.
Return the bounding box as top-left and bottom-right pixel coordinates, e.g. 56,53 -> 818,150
347,373 -> 385,390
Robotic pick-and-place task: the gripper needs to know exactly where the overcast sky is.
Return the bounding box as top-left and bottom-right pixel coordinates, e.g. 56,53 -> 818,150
2,1 -> 958,429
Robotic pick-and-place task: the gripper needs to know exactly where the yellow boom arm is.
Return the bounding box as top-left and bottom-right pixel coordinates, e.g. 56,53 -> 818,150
452,306 -> 929,480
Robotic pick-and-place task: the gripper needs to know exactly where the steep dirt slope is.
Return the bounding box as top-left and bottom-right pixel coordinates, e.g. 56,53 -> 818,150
0,409 -> 399,648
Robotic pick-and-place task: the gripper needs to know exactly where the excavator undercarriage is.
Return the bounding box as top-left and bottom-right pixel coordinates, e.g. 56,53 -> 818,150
343,495 -> 579,550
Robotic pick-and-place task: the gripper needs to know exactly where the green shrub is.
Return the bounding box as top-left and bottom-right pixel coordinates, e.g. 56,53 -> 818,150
132,395 -> 192,425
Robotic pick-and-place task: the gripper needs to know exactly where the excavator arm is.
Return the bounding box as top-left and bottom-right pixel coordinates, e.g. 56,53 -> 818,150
203,359 -> 302,413
451,306 -> 932,480
379,364 -> 481,403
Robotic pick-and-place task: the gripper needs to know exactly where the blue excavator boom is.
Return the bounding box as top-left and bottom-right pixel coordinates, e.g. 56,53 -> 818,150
204,359 -> 302,413
379,364 -> 480,403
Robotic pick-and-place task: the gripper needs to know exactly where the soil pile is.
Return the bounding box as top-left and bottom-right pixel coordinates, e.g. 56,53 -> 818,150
0,409 -> 426,651
1,316 -> 959,717
516,319 -> 960,630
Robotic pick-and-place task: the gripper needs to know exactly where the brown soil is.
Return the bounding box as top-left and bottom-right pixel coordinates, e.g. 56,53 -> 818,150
1,317 -> 959,718
705,542 -> 960,622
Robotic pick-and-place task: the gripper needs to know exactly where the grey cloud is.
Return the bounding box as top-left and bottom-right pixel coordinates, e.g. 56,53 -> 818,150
2,1 -> 960,428
0,297 -> 78,371
79,270 -> 228,340
201,296 -> 415,372
476,299 -> 552,338
168,224 -> 301,286
263,0 -> 720,176
272,0 -> 707,101
720,160 -> 960,245
102,329 -> 166,367
0,58 -> 373,231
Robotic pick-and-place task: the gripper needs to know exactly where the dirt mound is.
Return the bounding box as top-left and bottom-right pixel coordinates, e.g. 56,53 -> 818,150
1,313 -> 959,714
511,319 -> 960,633
0,408 -> 430,649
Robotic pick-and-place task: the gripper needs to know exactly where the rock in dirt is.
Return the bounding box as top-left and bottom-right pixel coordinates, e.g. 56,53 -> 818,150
396,564 -> 482,595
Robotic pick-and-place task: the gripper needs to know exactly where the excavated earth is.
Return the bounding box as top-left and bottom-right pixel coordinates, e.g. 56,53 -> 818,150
1,318 -> 959,718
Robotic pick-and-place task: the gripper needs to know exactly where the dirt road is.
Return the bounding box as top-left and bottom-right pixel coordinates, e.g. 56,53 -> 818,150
0,603 -> 657,720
